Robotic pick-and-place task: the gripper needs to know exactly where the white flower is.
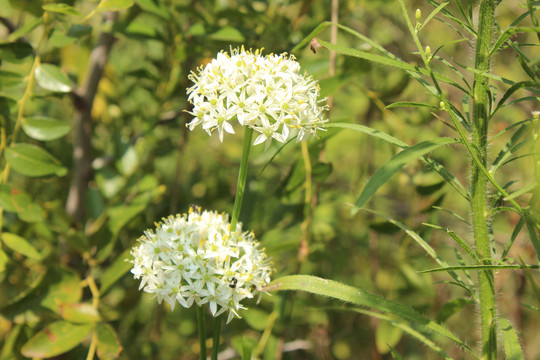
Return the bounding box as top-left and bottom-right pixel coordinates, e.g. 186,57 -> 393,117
186,46 -> 328,148
130,207 -> 272,323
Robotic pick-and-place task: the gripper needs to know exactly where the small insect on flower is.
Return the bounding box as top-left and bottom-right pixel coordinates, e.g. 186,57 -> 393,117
186,46 -> 328,150
130,208 -> 273,323
229,277 -> 238,289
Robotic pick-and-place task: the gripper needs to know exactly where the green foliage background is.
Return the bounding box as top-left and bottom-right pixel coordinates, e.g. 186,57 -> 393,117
0,0 -> 539,359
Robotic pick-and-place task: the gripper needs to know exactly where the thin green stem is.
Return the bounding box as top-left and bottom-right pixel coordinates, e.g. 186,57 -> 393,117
211,315 -> 222,360
197,306 -> 207,360
230,127 -> 253,231
472,1 -> 497,358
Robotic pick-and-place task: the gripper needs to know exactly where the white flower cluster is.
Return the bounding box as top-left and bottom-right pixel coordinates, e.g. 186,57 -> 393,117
187,47 -> 328,149
130,207 -> 272,323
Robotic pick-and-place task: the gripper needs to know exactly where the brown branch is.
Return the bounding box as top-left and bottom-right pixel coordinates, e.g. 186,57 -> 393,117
66,12 -> 118,223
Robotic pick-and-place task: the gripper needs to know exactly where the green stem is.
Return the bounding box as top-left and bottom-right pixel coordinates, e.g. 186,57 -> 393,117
197,306 -> 207,360
211,315 -> 222,360
472,1 -> 497,359
230,127 -> 254,231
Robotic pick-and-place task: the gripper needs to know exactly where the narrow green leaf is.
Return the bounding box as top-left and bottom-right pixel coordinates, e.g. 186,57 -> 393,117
316,39 -> 465,92
502,217 -> 525,259
326,122 -> 407,148
42,4 -> 82,16
354,138 -> 458,209
22,117 -> 71,141
5,144 -> 67,177
21,321 -> 92,358
525,218 -> 540,262
385,101 -> 438,109
98,0 -> 135,11
7,16 -> 43,41
266,275 -> 476,358
0,247 -> 8,272
498,318 -> 524,360
435,298 -> 475,323
0,42 -> 34,63
34,63 -> 72,93
100,248 -> 133,294
419,2 -> 450,31
419,264 -> 540,273
341,307 -> 454,359
1,232 -> 42,260
96,323 -> 123,359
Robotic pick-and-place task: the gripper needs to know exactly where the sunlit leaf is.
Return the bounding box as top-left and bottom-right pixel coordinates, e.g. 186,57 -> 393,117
5,144 -> 67,177
134,0 -> 170,19
98,0 -> 135,11
266,275 -> 476,357
1,232 -> 42,260
34,63 -> 72,93
21,321 -> 92,358
42,3 -> 82,16
22,117 -> 71,141
59,303 -> 101,324
7,17 -> 43,41
498,318 -> 524,360
96,323 -> 123,359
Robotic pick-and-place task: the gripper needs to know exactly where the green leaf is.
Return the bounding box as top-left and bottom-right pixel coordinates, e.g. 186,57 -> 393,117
0,184 -> 45,222
435,298 -> 475,323
22,117 -> 71,141
42,3 -> 81,16
419,264 -> 540,273
5,144 -> 67,177
0,247 -> 8,272
96,323 -> 123,359
21,321 -> 92,358
209,26 -> 245,42
266,275 -> 476,358
326,122 -> 408,148
0,42 -> 34,63
0,70 -> 24,90
498,318 -> 524,360
59,303 -> 101,324
240,336 -> 257,360
40,267 -> 82,313
376,320 -> 403,354
99,248 -> 133,294
385,101 -> 438,109
354,138 -> 459,209
7,16 -> 43,41
1,232 -> 42,260
133,0 -> 170,19
98,0 -> 135,11
34,63 -> 72,93
0,96 -> 18,116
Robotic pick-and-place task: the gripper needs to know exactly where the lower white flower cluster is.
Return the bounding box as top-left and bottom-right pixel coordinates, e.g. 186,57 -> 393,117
130,207 -> 272,323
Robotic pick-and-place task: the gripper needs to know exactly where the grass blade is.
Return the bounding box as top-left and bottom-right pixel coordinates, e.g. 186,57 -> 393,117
354,138 -> 459,209
266,275 -> 476,358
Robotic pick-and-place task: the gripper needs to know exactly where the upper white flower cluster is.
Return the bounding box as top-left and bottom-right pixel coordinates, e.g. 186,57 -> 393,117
130,207 -> 272,323
186,47 -> 328,149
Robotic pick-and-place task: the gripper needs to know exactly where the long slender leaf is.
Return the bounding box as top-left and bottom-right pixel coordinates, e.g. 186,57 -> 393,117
502,217 -> 525,259
498,318 -> 525,360
354,137 -> 459,209
265,275 -> 476,358
341,307 -> 455,360
419,2 -> 450,31
419,264 -> 540,273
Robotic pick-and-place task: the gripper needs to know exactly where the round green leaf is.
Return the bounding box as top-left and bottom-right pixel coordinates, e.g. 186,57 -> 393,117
209,26 -> 245,42
1,232 -> 42,260
22,117 -> 71,141
0,96 -> 17,116
21,321 -> 92,358
42,4 -> 82,16
34,63 -> 72,93
96,323 -> 123,359
59,303 -> 101,324
5,144 -> 67,177
40,267 -> 82,313
0,42 -> 34,63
